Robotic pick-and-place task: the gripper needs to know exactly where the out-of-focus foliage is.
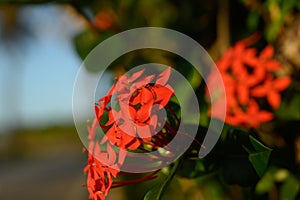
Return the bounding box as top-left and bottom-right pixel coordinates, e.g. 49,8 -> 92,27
256,167 -> 300,200
1,0 -> 300,199
58,0 -> 300,199
244,0 -> 300,42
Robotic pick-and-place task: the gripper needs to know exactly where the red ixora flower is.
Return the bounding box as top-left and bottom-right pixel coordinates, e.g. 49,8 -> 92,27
207,36 -> 292,129
84,67 -> 177,200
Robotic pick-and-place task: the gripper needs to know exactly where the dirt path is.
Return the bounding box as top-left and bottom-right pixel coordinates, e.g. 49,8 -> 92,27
0,152 -> 88,200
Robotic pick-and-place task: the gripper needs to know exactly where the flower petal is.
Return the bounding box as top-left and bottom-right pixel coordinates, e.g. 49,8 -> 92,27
232,60 -> 247,76
95,103 -> 105,121
156,67 -> 171,86
105,108 -> 115,126
128,69 -> 145,82
274,77 -> 291,91
247,67 -> 266,86
127,138 -> 141,150
106,143 -> 117,165
130,87 -> 153,106
247,100 -> 259,114
260,45 -> 274,59
135,101 -> 153,122
153,85 -> 174,108
251,85 -> 267,97
130,75 -> 155,91
257,111 -> 273,122
136,124 -> 152,140
118,148 -> 127,165
237,85 -> 249,105
265,60 -> 282,71
267,90 -> 281,109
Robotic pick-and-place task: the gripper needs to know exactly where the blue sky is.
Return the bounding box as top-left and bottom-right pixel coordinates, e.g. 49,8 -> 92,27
0,5 -> 90,132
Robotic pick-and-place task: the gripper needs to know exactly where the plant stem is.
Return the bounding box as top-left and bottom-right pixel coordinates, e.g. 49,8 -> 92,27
157,157 -> 183,200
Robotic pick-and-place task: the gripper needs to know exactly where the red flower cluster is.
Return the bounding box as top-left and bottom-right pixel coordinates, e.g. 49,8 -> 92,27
208,39 -> 291,128
84,68 -> 176,200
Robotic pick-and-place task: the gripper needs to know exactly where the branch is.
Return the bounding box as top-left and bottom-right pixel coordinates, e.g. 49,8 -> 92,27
216,0 -> 230,55
208,0 -> 230,60
0,0 -> 84,4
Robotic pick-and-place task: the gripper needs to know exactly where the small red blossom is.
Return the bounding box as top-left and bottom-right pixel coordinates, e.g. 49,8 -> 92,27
84,156 -> 116,200
93,10 -> 117,31
84,115 -> 128,200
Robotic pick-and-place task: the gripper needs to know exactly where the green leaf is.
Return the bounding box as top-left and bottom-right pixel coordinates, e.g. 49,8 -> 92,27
247,11 -> 260,31
281,0 -> 297,14
255,168 -> 276,195
265,20 -> 282,42
144,159 -> 181,200
177,158 -> 215,179
256,167 -> 300,198
144,184 -> 163,200
255,167 -> 288,195
275,92 -> 300,120
220,129 -> 260,186
249,151 -> 272,177
248,135 -> 272,177
73,29 -> 101,60
280,174 -> 300,200
220,129 -> 272,186
297,0 -> 300,9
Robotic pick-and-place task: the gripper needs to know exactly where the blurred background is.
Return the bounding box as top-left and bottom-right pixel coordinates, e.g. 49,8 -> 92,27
0,0 -> 300,200
0,5 -> 89,200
